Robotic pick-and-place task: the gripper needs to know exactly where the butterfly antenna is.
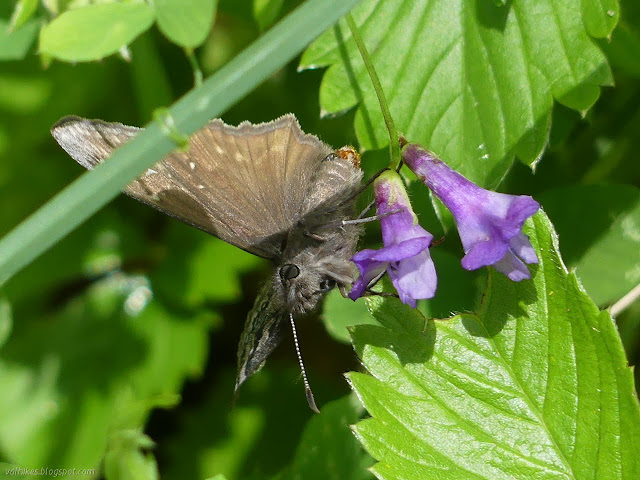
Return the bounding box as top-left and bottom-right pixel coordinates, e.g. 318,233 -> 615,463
289,313 -> 320,413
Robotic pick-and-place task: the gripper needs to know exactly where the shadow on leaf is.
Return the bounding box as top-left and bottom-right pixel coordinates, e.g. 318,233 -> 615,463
351,297 -> 436,366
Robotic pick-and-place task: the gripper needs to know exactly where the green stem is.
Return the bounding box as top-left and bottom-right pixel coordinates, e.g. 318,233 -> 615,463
185,47 -> 203,88
345,13 -> 400,169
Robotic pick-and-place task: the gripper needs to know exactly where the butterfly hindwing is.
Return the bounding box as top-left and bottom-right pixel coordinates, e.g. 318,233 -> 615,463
235,280 -> 286,392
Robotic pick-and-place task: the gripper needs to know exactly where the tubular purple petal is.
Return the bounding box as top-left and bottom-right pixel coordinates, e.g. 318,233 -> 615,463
348,256 -> 387,301
389,250 -> 437,308
348,171 -> 437,305
493,251 -> 532,281
461,239 -> 509,271
402,143 -> 539,281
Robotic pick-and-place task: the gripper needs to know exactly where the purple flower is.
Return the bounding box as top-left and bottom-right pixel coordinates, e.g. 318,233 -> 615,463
349,171 -> 436,307
402,144 -> 540,281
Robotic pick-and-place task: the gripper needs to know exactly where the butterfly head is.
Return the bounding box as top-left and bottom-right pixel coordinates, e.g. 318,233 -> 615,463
275,252 -> 354,316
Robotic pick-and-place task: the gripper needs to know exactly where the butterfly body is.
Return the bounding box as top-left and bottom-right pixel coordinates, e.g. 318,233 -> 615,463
51,114 -> 363,397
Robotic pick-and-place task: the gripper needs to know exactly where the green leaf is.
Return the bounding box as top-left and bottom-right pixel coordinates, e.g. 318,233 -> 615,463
539,185 -> 640,306
0,299 -> 11,350
0,18 -> 39,60
9,0 -> 39,31
253,0 -> 285,31
582,0 -> 619,38
600,0 -> 640,77
0,74 -> 52,114
418,249 -> 483,319
0,0 -> 363,288
278,395 -> 374,480
322,289 -> 379,343
349,212 -> 640,479
155,0 -> 217,49
152,224 -> 265,308
300,0 -> 614,187
104,430 -> 159,480
39,2 -> 155,62
0,274 -> 211,471
3,211 -> 148,313
160,368 -> 322,480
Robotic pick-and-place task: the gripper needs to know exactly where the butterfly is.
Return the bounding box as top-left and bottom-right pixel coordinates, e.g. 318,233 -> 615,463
51,114 -> 363,411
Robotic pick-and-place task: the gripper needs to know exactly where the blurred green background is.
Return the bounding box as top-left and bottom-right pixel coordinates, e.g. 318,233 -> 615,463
1,0 -> 640,479
0,2 -> 375,479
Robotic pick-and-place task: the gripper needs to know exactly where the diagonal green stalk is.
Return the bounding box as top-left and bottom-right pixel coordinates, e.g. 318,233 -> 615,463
0,0 -> 363,287
345,13 -> 400,169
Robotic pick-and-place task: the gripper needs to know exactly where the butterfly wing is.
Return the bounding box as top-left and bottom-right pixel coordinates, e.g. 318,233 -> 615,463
51,114 -> 334,259
235,280 -> 286,393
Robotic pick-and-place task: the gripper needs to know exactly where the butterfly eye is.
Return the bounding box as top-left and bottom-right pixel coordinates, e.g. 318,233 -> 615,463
318,278 -> 336,292
279,264 -> 300,281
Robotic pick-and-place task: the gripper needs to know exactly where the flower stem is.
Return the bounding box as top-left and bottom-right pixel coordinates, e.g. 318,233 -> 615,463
185,47 -> 203,88
610,282 -> 640,318
345,13 -> 400,169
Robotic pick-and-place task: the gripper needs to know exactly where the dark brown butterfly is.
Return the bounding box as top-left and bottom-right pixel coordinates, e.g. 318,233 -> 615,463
51,114 -> 363,411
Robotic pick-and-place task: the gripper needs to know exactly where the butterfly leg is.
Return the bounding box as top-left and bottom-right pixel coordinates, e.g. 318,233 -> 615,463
302,230 -> 328,242
302,208 -> 401,241
338,283 -> 350,298
364,290 -> 400,298
357,199 -> 376,219
341,208 -> 402,226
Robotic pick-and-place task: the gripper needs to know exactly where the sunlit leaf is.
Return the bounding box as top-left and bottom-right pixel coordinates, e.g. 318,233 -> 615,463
39,2 -> 154,62
0,19 -> 39,60
301,0 -> 615,187
155,0 -> 217,48
104,430 -> 159,480
253,0 -> 285,31
9,0 -> 39,31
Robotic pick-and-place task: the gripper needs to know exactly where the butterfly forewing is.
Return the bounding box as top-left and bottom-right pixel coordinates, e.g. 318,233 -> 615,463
51,114 -> 333,259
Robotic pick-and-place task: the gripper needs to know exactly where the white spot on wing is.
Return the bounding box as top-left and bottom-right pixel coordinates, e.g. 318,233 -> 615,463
189,162 -> 196,170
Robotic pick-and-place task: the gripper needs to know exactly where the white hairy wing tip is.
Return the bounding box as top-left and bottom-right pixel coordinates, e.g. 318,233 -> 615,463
204,114 -> 330,150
